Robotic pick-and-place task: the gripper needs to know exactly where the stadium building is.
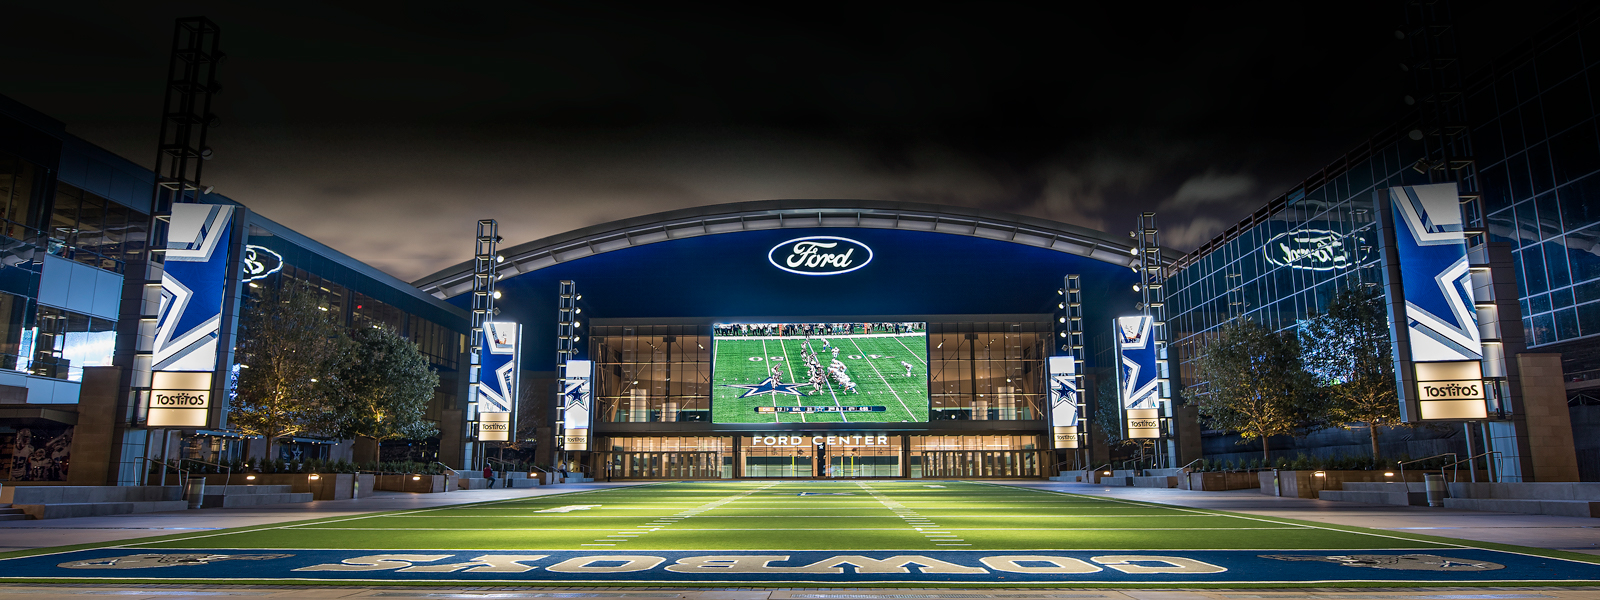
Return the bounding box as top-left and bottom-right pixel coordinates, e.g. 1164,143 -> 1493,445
414,202 -> 1173,479
1163,5 -> 1600,480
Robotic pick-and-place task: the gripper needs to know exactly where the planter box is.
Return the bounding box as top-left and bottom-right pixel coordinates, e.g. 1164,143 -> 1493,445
1182,471 -> 1261,491
1259,470 -> 1424,498
189,473 -> 362,500
375,474 -> 447,493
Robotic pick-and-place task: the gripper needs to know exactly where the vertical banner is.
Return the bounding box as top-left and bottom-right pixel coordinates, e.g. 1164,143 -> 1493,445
476,321 -> 520,442
562,360 -> 593,451
1380,183 -> 1487,421
1047,355 -> 1081,449
1115,315 -> 1162,438
149,204 -> 233,428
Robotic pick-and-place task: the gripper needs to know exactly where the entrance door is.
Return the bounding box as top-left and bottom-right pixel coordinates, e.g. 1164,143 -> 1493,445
741,445 -> 815,478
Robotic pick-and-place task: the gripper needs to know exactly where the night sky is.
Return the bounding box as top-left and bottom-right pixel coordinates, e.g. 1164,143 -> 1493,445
0,1 -> 1580,282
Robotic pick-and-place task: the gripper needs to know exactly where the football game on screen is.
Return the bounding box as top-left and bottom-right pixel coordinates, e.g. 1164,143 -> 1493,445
711,322 -> 930,423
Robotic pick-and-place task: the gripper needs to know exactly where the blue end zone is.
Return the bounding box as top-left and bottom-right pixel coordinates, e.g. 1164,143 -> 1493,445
2,548 -> 1597,584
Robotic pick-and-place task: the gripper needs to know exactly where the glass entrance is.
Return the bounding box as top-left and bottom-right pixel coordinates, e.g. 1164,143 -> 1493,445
740,444 -> 814,478
598,451 -> 725,479
820,441 -> 901,477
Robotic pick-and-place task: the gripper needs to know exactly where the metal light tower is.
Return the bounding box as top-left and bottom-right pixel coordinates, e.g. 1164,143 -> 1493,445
467,219 -> 501,466
1135,212 -> 1173,467
126,17 -> 223,484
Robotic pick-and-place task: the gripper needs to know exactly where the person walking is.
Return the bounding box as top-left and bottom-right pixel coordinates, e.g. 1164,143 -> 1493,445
482,464 -> 494,489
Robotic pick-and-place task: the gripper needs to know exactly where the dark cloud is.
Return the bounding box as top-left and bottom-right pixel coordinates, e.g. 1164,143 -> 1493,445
0,1 -> 1583,281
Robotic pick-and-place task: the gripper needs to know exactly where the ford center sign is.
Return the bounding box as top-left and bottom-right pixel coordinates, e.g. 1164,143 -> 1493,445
769,236 -> 872,276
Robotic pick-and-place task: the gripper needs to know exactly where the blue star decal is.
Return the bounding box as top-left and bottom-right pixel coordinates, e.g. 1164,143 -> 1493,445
1051,377 -> 1077,407
564,379 -> 588,410
724,376 -> 808,398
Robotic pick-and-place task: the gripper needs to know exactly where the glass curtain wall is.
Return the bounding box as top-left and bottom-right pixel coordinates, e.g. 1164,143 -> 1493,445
927,322 -> 1047,421
1166,142 -> 1424,392
591,325 -> 712,423
1466,27 -> 1600,349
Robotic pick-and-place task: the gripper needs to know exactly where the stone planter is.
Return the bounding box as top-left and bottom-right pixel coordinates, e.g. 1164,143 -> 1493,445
189,473 -> 361,500
1259,469 -> 1425,498
375,473 -> 447,493
1181,471 -> 1261,491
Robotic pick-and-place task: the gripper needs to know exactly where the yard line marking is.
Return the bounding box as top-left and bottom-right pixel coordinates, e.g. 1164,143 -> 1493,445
891,334 -> 928,366
110,482 -> 668,550
985,482 -> 1478,550
774,337 -> 808,423
759,338 -> 787,423
848,338 -> 914,418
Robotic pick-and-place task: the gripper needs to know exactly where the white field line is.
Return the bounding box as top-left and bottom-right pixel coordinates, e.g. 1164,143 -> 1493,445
106,484 -> 667,550
848,338 -> 915,418
891,334 -> 928,366
759,338 -> 786,423
299,527 -> 1305,531
387,513 -> 1218,518
979,481 -> 1479,550
775,338 -> 809,423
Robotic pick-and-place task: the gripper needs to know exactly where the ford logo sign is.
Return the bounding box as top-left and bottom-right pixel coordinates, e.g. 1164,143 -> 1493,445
768,236 -> 873,276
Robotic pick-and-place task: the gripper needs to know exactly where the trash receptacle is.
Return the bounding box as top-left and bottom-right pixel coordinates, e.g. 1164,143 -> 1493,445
1424,473 -> 1445,507
186,478 -> 206,509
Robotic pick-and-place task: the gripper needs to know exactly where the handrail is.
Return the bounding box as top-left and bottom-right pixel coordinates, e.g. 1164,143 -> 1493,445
432,461 -> 460,476
1179,458 -> 1205,473
139,457 -> 190,492
1440,451 -> 1502,484
180,458 -> 233,487
1397,453 -> 1457,493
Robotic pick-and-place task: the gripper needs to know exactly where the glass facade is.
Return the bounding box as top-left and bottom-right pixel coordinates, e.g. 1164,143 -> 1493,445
590,325 -> 713,423
1172,13 -> 1600,392
1469,27 -> 1600,350
243,224 -> 469,427
48,182 -> 145,274
591,434 -> 1042,479
926,322 -> 1048,420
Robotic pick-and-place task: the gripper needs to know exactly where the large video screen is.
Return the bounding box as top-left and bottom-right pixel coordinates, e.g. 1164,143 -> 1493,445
712,322 -> 929,423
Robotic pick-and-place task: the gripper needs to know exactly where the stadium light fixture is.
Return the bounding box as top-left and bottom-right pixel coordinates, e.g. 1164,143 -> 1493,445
1133,284 -> 1141,292
492,290 -> 502,299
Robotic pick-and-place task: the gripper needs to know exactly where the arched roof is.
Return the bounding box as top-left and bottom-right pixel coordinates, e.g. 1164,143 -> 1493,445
413,199 -> 1182,299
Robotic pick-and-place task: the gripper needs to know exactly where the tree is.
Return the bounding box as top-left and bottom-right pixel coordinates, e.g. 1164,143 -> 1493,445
329,324 -> 441,462
1302,286 -> 1399,458
1189,317 -> 1318,461
231,286 -> 352,455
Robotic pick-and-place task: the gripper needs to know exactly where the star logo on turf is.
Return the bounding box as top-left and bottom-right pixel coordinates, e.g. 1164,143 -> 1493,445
725,376 -> 808,398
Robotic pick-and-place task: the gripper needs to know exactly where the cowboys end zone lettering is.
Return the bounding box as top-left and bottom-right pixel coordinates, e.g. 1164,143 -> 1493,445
12,547 -> 1600,583
768,236 -> 873,275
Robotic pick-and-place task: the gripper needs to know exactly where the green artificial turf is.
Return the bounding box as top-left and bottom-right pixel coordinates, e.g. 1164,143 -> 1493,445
6,480 -> 1600,589
712,332 -> 929,423
106,480 -> 1470,552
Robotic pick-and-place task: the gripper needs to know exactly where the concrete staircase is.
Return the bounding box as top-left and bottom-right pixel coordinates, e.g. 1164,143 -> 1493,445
1318,482 -> 1428,506
1443,482 -> 1600,518
0,486 -> 187,520
0,504 -> 26,521
198,485 -> 313,508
